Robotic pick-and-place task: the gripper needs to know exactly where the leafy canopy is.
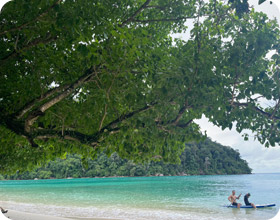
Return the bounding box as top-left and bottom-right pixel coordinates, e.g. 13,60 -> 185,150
0,0 -> 279,173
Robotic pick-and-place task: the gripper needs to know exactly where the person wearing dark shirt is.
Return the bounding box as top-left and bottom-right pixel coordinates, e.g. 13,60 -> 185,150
244,193 -> 256,208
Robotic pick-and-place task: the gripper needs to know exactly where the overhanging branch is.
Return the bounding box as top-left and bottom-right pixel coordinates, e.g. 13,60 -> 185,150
1,35 -> 58,63
33,102 -> 158,146
24,67 -> 96,132
100,101 -> 157,134
177,119 -> 193,128
16,84 -> 69,119
120,0 -> 152,27
171,100 -> 191,126
133,16 -> 198,23
0,0 -> 62,36
233,102 -> 280,120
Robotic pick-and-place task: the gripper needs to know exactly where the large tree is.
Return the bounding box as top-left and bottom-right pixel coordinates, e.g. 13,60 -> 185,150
0,0 -> 279,173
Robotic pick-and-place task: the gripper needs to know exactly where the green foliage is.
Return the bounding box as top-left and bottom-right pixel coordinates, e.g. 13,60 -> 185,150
3,139 -> 252,180
0,0 -> 279,173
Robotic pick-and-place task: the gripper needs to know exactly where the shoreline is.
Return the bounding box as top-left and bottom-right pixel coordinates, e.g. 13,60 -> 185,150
3,209 -> 118,220
0,172 -> 254,181
3,209 -> 75,220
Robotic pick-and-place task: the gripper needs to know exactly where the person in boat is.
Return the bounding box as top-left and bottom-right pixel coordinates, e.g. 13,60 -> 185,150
244,193 -> 256,208
228,190 -> 242,208
0,206 -> 8,213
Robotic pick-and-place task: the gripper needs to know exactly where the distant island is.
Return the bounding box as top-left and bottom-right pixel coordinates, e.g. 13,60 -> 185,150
1,139 -> 251,180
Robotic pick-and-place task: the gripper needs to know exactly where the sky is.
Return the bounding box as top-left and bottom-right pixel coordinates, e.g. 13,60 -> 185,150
0,1 -> 9,11
0,0 -> 279,173
196,0 -> 280,173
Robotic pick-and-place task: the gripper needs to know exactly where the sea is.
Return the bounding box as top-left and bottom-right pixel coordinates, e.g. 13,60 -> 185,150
0,173 -> 279,220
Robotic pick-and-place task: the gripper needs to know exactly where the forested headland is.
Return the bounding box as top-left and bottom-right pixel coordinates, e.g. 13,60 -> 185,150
0,139 -> 251,180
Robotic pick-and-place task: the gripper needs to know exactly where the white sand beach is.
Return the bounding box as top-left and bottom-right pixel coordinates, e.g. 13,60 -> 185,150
2,209 -> 75,220
2,209 -> 120,220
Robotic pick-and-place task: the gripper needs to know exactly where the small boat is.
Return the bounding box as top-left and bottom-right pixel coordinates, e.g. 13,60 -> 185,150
225,204 -> 276,208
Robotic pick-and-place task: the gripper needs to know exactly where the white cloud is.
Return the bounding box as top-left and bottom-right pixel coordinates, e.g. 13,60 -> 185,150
274,1 -> 280,12
249,0 -> 280,23
196,116 -> 280,173
0,0 -> 11,12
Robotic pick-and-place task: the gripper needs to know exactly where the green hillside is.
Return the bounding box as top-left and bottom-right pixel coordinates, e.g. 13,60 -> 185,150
1,139 -> 251,180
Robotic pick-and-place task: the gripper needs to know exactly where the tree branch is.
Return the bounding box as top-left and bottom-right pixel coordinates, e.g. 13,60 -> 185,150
0,0 -> 62,36
177,119 -> 193,128
133,16 -> 198,23
145,5 -> 168,10
233,102 -> 280,120
171,100 -> 190,126
120,0 -> 152,27
3,116 -> 39,148
16,84 -> 69,119
98,73 -> 117,131
36,134 -> 80,143
32,102 -> 157,145
270,98 -> 280,120
1,35 -> 58,63
35,130 -> 91,144
24,67 -> 96,132
99,104 -> 108,131
231,65 -> 240,105
25,135 -> 39,148
100,102 -> 157,134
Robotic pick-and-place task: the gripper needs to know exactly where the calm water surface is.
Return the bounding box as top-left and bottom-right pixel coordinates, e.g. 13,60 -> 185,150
0,173 -> 279,220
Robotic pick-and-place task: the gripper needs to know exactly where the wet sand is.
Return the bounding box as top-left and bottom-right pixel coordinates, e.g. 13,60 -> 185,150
2,209 -> 119,220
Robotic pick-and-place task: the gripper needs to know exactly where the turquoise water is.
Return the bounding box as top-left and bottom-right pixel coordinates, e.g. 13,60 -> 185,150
0,174 -> 279,219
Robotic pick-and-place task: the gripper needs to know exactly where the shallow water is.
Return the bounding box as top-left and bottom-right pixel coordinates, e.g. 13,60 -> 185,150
0,174 -> 279,219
